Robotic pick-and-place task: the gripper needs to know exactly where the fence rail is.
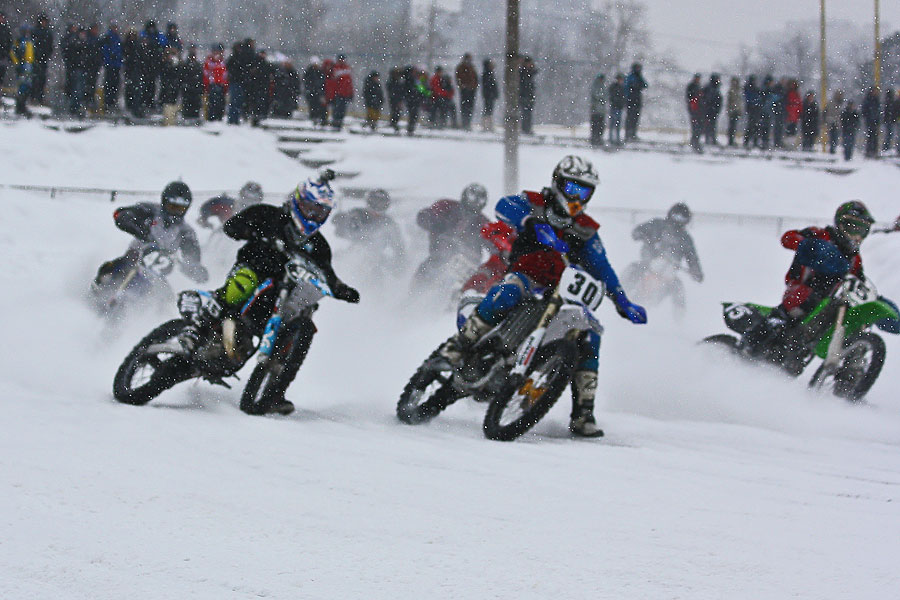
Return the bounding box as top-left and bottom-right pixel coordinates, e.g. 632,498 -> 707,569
3,182 -> 855,236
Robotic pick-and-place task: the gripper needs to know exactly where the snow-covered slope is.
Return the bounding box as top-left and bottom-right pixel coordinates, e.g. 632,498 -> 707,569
1,123 -> 899,599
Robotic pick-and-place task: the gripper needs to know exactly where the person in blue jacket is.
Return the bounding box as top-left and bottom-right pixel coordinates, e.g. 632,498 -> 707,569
439,155 -> 647,437
100,21 -> 123,111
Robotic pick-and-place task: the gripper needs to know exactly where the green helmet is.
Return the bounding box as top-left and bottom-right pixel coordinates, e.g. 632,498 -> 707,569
833,200 -> 874,251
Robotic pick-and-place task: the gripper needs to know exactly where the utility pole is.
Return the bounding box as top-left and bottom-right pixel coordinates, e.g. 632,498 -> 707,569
874,0 -> 882,93
426,0 -> 437,71
503,0 -> 520,195
820,0 -> 828,152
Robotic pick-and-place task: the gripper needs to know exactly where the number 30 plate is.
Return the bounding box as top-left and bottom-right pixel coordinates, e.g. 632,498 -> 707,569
559,267 -> 605,312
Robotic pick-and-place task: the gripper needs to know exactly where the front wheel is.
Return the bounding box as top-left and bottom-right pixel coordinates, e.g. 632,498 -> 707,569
113,319 -> 194,405
809,331 -> 886,402
240,318 -> 315,415
483,340 -> 578,441
396,340 -> 462,424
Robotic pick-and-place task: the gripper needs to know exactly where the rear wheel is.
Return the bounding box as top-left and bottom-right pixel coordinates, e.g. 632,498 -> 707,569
396,340 -> 462,424
809,331 -> 886,402
483,340 -> 578,441
701,334 -> 739,352
113,319 -> 194,405
240,318 -> 315,415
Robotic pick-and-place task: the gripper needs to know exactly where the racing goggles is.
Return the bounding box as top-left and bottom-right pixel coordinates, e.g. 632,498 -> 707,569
560,179 -> 594,215
291,191 -> 332,224
164,196 -> 190,217
838,215 -> 872,238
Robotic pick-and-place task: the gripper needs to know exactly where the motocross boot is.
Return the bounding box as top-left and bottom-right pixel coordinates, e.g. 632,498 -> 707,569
569,371 -> 604,438
266,398 -> 296,416
437,313 -> 493,368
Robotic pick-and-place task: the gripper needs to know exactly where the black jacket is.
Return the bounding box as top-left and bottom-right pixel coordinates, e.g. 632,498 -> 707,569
860,93 -> 880,126
223,205 -> 344,291
181,57 -> 204,97
363,74 -> 384,109
801,99 -> 819,134
518,64 -> 536,107
387,74 -> 404,107
482,68 -> 498,102
608,81 -> 626,110
273,66 -> 301,113
701,82 -> 722,119
0,21 -> 11,58
159,59 -> 181,104
32,24 -> 53,63
303,65 -> 325,99
841,107 -> 860,136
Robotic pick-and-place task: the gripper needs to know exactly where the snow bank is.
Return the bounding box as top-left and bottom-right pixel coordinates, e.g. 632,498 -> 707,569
1,122 -> 899,599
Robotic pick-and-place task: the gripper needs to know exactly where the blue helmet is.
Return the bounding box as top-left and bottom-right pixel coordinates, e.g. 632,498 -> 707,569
284,171 -> 336,241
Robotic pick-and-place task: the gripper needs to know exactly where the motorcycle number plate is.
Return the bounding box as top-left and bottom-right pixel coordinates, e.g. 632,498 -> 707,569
844,278 -> 877,307
142,250 -> 173,273
559,267 -> 605,312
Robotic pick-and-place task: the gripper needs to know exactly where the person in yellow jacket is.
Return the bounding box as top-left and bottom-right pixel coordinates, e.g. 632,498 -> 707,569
10,24 -> 34,117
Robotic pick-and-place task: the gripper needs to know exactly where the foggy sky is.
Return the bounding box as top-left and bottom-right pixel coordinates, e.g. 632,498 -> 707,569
641,0 -> 900,70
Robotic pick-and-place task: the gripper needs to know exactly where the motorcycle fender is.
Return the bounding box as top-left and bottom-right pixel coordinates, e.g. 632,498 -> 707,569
814,299 -> 899,358
722,302 -> 763,335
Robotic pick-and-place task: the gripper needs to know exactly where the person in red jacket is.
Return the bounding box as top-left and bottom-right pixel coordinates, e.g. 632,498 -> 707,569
413,183 -> 491,290
744,201 -> 875,353
202,44 -> 228,121
785,79 -> 802,137
331,54 -> 353,129
322,58 -> 335,126
462,221 -> 516,294
457,220 -> 516,330
429,66 -> 452,129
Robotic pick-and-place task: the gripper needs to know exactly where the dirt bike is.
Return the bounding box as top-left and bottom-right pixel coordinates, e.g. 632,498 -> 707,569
113,253 -> 333,414
398,252 -> 607,441
703,274 -> 899,401
89,245 -> 181,320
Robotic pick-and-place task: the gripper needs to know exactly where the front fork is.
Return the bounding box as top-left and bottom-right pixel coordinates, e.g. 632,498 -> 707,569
257,288 -> 289,364
509,294 -> 562,379
822,303 -> 848,370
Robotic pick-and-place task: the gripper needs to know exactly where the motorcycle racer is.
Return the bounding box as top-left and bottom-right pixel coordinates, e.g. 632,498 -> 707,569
743,201 -> 874,353
197,181 -> 265,229
175,169 -> 360,414
440,155 -> 647,437
93,181 -> 208,288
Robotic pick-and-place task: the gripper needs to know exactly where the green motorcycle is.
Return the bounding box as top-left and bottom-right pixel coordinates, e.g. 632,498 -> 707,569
703,274 -> 899,401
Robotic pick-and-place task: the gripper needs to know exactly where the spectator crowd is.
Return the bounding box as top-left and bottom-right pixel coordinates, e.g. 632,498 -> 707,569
671,71 -> 900,160
0,12 -> 303,125
4,9 -> 898,159
0,11 -> 549,136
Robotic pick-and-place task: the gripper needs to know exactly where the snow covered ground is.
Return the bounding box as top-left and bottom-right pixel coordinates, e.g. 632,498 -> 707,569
1,121 -> 899,599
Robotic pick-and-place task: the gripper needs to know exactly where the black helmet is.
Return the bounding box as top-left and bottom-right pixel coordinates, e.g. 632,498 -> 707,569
460,183 -> 488,213
667,202 -> 692,226
833,200 -> 874,252
366,188 -> 391,213
161,181 -> 192,220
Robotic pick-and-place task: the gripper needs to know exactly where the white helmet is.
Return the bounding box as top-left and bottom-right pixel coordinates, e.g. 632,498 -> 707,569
284,170 -> 336,243
236,181 -> 264,212
549,155 -> 599,219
